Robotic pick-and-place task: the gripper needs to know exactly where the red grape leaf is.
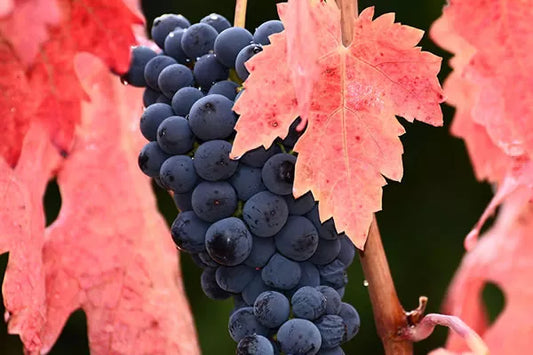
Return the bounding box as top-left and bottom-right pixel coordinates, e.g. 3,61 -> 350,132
0,0 -> 61,66
0,0 -> 142,167
430,191 -> 533,355
232,2 -> 444,249
0,53 -> 199,354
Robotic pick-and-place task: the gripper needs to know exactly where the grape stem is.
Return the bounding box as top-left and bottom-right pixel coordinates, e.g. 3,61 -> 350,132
336,0 -> 358,46
359,216 -> 414,355
234,0 -> 248,28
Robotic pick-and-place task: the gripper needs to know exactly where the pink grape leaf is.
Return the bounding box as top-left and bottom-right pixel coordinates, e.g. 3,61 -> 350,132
431,7 -> 533,353
0,0 -> 142,167
430,191 -> 533,355
430,15 -> 511,183
436,0 -> 533,158
232,2 -> 444,249
0,53 -> 199,354
431,3 -> 533,249
281,0 -> 320,122
0,0 -> 13,17
0,0 -> 61,66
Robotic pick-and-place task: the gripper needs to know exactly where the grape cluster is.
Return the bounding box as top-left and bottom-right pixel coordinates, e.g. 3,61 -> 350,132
123,12 -> 360,355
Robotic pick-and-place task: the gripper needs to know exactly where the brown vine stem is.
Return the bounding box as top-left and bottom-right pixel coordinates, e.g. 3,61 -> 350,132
359,216 -> 413,355
233,0 -> 248,28
336,0 -> 358,46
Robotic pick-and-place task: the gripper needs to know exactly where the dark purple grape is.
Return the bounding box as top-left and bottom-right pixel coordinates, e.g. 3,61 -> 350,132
228,307 -> 269,342
205,217 -> 252,266
201,267 -> 231,300
253,20 -> 284,45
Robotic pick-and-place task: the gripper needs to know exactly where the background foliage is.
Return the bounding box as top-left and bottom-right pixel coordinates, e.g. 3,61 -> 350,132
0,0 -> 503,354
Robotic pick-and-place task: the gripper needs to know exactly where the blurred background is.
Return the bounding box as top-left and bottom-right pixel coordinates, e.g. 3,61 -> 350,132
0,0 -> 505,354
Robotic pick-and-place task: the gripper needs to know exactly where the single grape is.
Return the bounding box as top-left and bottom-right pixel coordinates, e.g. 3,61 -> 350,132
164,28 -> 188,64
138,142 -> 170,178
285,191 -> 315,216
317,347 -> 345,355
201,267 -> 231,300
190,253 -> 211,269
282,117 -> 307,148
275,216 -> 319,261
205,217 -> 252,266
157,116 -> 195,155
155,94 -> 171,105
215,264 -> 255,293
308,238 -> 341,265
306,206 -> 340,240
140,103 -> 174,141
277,318 -> 322,355
191,181 -> 238,222
157,64 -> 194,98
337,235 -> 356,267
253,20 -> 284,45
236,334 -> 274,355
171,211 -> 209,253
242,272 -> 272,305
180,23 -> 218,59
318,260 -> 348,290
262,153 -> 297,195
244,235 -> 276,268
253,291 -> 290,328
173,189 -> 193,211
159,155 -> 197,193
188,94 -> 237,141
200,13 -> 231,33
171,86 -> 204,116
243,191 -> 289,237
193,53 -> 229,90
228,307 -> 269,342
316,286 -> 342,315
291,286 -> 327,320
230,164 -> 266,201
143,87 -> 160,107
314,315 -> 347,349
338,303 -> 360,341
144,55 -> 177,91
214,27 -> 253,68
240,144 -> 281,167
261,253 -> 301,290
193,140 -> 238,181
289,262 -> 320,296
151,14 -> 190,49
207,80 -> 240,100
198,250 -> 219,268
122,46 -> 157,87
235,44 -> 263,81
